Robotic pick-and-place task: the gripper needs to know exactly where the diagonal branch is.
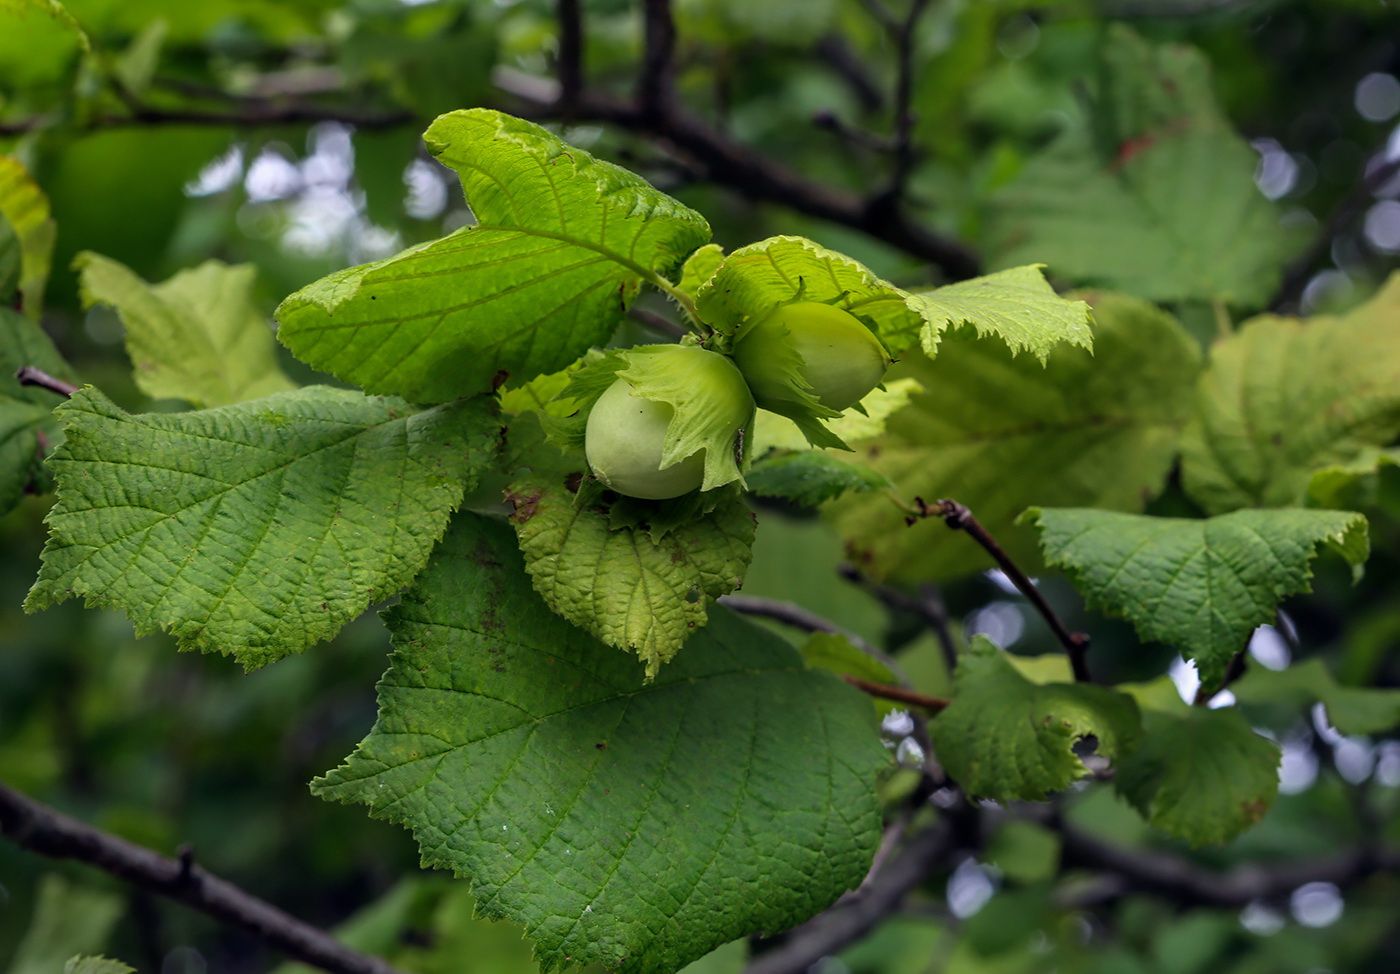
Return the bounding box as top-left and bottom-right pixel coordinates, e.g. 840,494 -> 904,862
0,782 -> 407,974
914,497 -> 1092,682
491,72 -> 982,279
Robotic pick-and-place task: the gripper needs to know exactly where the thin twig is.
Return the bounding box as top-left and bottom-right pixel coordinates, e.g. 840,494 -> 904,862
718,594 -> 905,680
0,783 -> 407,974
1270,152 -> 1400,313
491,71 -> 982,279
843,676 -> 948,713
839,563 -> 958,675
916,498 -> 1092,682
16,365 -> 79,398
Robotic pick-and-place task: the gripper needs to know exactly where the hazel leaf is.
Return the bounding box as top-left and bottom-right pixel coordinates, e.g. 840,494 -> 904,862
313,514 -> 886,973
27,386 -> 500,668
276,109 -> 711,402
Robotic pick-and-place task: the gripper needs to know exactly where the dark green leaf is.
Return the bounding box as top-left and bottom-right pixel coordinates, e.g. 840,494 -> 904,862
1115,708 -> 1279,846
930,638 -> 1141,801
1026,507 -> 1369,685
314,514 -> 887,974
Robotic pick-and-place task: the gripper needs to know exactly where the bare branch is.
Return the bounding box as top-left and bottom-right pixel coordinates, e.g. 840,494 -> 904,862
0,782 -> 407,974
491,72 -> 981,279
915,498 -> 1092,681
718,593 -> 904,679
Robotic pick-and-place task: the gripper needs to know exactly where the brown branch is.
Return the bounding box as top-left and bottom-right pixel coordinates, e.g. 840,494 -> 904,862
16,365 -> 79,398
742,822 -> 952,974
717,594 -> 903,678
491,73 -> 981,279
0,782 -> 407,974
917,498 -> 1092,682
1270,152 -> 1400,313
843,676 -> 948,713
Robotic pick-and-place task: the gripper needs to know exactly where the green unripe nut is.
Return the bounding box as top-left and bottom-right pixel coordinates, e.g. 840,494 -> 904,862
733,302 -> 891,412
585,381 -> 705,499
584,346 -> 752,500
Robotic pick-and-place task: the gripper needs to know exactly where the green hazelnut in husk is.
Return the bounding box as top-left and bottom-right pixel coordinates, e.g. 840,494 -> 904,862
584,345 -> 753,500
733,301 -> 891,412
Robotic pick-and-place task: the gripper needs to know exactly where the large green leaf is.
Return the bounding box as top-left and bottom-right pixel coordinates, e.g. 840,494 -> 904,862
1233,658 -> 1400,736
0,154 -> 56,316
27,386 -> 499,668
929,638 -> 1141,801
276,109 -> 711,402
313,514 -> 886,974
0,306 -> 75,514
1115,708 -> 1280,846
76,252 -> 297,408
1180,274 -> 1400,514
986,27 -> 1296,308
1026,507 -> 1369,685
830,291 -> 1201,582
508,477 -> 754,676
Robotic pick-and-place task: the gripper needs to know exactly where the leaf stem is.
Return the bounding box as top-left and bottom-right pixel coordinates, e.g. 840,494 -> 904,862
912,497 -> 1093,682
1212,300 -> 1232,338
843,675 -> 949,713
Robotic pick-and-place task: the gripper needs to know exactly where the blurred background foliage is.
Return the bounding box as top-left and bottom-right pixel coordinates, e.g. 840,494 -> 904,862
2,0 -> 1400,971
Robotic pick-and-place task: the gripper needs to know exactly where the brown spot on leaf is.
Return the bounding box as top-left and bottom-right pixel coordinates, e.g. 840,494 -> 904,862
491,369 -> 510,390
507,488 -> 544,524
